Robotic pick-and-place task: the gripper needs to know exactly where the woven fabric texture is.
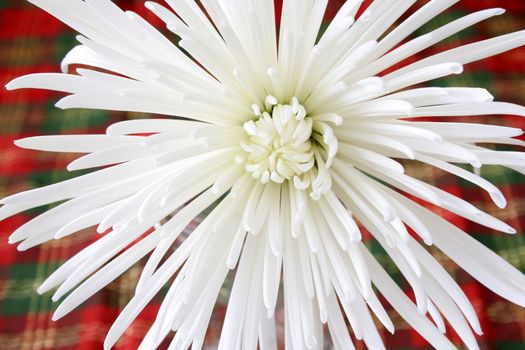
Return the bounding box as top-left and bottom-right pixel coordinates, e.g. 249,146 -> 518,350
1,0 -> 525,349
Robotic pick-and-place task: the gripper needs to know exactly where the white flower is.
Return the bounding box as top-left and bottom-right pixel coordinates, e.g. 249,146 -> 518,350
4,0 -> 525,349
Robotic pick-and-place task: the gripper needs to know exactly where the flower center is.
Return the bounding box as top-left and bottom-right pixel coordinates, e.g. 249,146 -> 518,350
242,97 -> 314,184
240,96 -> 338,199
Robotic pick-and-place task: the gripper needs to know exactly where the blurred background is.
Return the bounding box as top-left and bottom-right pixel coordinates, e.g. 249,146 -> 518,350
0,0 -> 525,349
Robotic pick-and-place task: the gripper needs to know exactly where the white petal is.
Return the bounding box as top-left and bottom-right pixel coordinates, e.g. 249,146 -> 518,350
361,245 -> 456,350
53,231 -> 161,320
388,29 -> 525,81
14,134 -> 144,153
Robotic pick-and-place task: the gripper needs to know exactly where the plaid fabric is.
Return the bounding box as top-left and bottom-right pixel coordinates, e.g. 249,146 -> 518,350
0,0 -> 525,349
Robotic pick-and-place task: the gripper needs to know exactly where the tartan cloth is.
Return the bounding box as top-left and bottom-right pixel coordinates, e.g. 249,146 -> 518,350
0,0 -> 525,349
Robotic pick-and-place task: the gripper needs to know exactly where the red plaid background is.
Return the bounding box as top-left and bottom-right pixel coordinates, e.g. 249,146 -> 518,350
1,0 -> 525,349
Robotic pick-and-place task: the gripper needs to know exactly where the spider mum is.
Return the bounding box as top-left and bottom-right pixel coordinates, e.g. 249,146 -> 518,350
3,0 -> 525,349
